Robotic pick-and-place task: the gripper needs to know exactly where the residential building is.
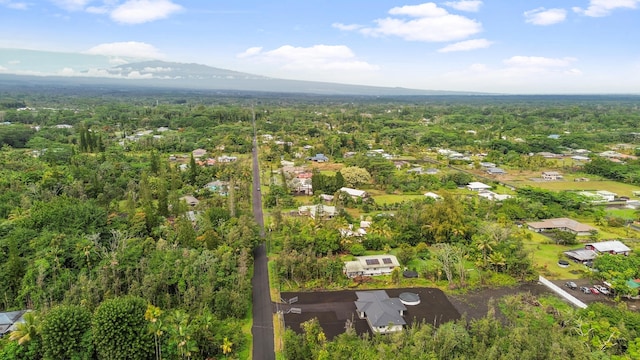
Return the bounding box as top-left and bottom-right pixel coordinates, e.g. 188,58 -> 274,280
424,192 -> 441,200
319,194 -> 334,202
217,155 -> 238,163
180,195 -> 200,207
486,167 -> 506,175
343,255 -> 400,278
478,190 -> 512,201
192,148 -> 207,158
596,190 -> 617,202
354,290 -> 406,334
308,153 -> 329,162
204,180 -> 229,196
563,249 -> 597,264
339,187 -> 368,199
542,171 -> 563,180
298,204 -> 336,220
585,240 -> 631,255
527,218 -> 596,236
0,310 -> 29,336
467,182 -> 492,191
571,155 -> 591,162
479,162 -> 496,168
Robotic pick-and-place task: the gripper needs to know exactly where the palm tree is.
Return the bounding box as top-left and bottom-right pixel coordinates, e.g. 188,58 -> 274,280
9,311 -> 40,345
369,219 -> 392,239
488,252 -> 507,272
473,234 -> 497,268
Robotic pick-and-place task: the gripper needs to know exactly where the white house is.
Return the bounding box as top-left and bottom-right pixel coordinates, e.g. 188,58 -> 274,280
542,171 -> 563,180
217,155 -> 238,163
344,255 -> 400,278
585,240 -> 631,255
467,182 -> 492,191
298,204 -> 336,220
595,190 -> 617,202
339,187 -> 368,199
478,190 -> 512,201
424,192 -> 442,200
354,290 -> 406,334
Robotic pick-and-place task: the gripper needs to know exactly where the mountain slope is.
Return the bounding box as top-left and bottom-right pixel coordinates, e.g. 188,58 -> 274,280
0,48 -> 482,95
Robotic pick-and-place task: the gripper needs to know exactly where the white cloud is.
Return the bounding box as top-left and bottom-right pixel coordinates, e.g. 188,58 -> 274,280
332,23 -> 364,31
85,41 -> 164,59
504,56 -> 576,68
50,0 -> 92,11
438,38 -> 493,52
142,66 -> 172,72
237,44 -> 379,71
0,65 -> 7,71
524,8 -> 567,25
126,70 -> 153,79
573,0 -> 640,17
86,5 -> 110,14
355,2 -> 482,42
110,0 -> 182,24
8,60 -> 21,65
236,47 -> 263,59
108,57 -> 129,65
389,3 -> 448,17
443,1 -> 482,12
0,0 -> 28,10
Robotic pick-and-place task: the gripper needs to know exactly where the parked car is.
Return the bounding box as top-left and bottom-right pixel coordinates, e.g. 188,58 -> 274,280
590,287 -> 600,295
594,285 -> 610,295
565,281 -> 577,290
580,286 -> 591,294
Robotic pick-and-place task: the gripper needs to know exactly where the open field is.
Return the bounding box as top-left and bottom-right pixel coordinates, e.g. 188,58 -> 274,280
513,179 -> 640,197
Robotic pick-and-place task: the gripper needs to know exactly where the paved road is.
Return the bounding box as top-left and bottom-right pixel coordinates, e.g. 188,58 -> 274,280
251,114 -> 275,360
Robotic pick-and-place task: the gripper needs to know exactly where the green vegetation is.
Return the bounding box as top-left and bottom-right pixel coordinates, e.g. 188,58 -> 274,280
2,88 -> 640,358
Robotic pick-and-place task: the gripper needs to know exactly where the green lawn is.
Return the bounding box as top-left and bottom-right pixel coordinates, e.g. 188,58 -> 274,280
371,194 -> 426,204
517,179 -> 640,197
523,231 -> 586,280
606,208 -> 638,220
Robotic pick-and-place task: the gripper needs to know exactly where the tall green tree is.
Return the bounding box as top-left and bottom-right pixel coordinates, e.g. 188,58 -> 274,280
41,305 -> 93,360
92,296 -> 154,360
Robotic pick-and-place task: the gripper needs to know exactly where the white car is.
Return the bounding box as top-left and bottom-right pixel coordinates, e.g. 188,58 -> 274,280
594,285 -> 610,295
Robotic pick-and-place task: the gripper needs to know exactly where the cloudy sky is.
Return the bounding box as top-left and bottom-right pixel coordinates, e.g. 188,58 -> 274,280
1,0 -> 639,94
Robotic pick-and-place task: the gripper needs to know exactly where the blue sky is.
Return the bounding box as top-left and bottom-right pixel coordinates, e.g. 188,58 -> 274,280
1,0 -> 639,94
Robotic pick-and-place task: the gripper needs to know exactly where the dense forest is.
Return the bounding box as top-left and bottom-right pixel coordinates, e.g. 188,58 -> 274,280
1,87 -> 640,359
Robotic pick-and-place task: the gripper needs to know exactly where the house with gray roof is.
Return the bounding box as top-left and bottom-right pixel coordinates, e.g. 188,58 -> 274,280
354,290 -> 406,334
308,153 -> 329,162
486,167 -> 506,175
0,310 -> 28,336
527,217 -> 596,236
585,240 -> 631,255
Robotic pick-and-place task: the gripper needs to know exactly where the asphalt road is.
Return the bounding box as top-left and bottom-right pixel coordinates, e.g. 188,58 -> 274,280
251,117 -> 275,360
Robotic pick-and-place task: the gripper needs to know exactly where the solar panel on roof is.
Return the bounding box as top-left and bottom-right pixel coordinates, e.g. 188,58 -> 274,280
365,259 -> 380,265
382,258 -> 392,264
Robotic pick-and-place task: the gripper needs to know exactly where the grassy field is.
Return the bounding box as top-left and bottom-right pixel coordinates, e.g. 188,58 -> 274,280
606,208 -> 638,220
523,231 -> 584,280
370,193 -> 426,205
514,179 -> 640,197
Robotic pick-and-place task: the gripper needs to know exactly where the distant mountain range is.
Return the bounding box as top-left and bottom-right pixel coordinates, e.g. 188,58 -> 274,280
0,48 -> 479,96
